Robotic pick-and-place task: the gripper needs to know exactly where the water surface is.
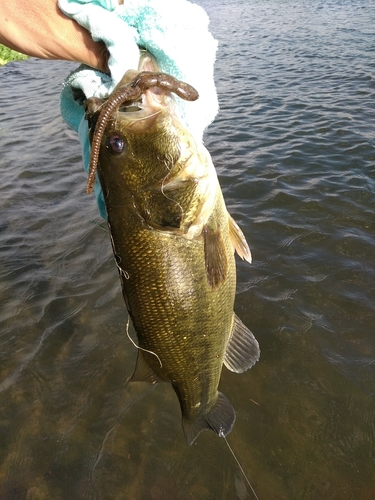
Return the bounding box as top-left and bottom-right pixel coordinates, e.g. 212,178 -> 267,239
0,0 -> 374,498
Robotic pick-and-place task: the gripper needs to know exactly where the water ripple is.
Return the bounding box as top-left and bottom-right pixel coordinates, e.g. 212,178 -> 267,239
0,0 -> 375,497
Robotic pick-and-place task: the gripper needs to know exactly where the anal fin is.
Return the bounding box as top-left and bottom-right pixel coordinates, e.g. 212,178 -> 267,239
224,314 -> 260,373
130,350 -> 164,385
228,214 -> 252,263
203,225 -> 228,290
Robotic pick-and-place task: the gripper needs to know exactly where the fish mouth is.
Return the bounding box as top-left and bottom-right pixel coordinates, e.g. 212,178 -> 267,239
84,53 -> 199,193
85,51 -> 175,125
115,52 -> 175,121
115,88 -> 171,122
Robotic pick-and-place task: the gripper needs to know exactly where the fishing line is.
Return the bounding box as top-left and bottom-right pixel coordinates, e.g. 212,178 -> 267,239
219,430 -> 260,500
125,317 -> 163,368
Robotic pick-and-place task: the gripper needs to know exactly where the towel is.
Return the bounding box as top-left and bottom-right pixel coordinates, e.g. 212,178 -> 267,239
59,0 -> 218,218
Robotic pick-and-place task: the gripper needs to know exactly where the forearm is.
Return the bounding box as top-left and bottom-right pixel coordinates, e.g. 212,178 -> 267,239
0,0 -> 109,72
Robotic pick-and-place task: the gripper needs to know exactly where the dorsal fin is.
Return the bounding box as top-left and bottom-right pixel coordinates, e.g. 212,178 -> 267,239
203,225 -> 228,289
224,314 -> 260,373
228,215 -> 252,263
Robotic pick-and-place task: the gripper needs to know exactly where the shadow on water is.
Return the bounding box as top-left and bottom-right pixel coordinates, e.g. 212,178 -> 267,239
1,0 -> 375,498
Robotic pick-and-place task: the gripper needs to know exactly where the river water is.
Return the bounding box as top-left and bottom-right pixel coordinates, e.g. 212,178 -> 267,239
0,0 -> 374,498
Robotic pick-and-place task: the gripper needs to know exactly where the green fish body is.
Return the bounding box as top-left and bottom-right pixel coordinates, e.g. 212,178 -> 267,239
85,58 -> 260,445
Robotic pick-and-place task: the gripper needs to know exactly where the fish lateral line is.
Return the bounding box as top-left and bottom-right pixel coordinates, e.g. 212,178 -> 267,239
219,431 -> 260,500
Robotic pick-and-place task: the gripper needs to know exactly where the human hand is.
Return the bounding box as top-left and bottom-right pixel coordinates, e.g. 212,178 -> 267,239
0,0 -> 111,72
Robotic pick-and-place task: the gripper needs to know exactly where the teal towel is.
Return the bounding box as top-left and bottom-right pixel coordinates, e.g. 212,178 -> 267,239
59,0 -> 218,218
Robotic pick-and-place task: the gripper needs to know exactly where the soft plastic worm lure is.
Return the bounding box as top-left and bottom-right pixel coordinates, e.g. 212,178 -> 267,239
85,71 -> 199,194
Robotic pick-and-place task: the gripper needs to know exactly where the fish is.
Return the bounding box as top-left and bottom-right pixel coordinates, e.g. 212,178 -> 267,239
84,53 -> 260,445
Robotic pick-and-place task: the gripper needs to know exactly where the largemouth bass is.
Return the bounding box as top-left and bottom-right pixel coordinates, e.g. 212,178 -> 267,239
84,55 -> 260,445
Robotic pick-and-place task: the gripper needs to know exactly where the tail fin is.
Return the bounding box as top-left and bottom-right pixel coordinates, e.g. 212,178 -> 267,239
182,392 -> 236,446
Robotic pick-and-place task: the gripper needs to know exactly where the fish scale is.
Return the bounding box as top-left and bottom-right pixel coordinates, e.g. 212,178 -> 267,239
85,54 -> 260,445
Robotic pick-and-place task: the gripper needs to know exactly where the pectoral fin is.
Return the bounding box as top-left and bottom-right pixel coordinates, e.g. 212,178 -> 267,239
224,314 -> 260,373
203,225 -> 228,290
228,215 -> 252,263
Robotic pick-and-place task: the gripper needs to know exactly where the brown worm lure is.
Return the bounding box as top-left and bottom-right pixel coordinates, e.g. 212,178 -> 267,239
85,71 -> 199,194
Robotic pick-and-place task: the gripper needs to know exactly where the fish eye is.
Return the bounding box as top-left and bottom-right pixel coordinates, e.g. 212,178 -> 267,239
105,134 -> 126,155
